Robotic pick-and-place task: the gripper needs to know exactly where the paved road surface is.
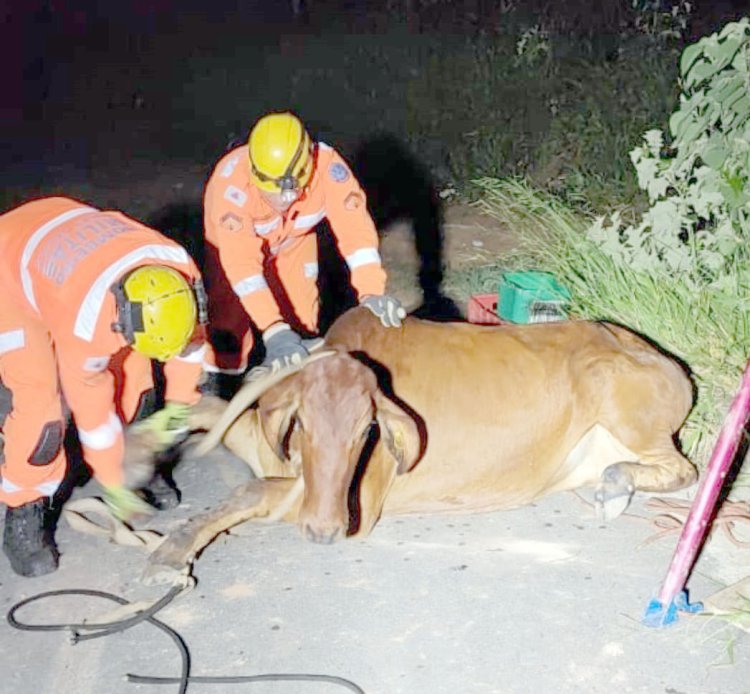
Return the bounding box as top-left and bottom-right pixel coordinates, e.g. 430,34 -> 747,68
1,440 -> 749,694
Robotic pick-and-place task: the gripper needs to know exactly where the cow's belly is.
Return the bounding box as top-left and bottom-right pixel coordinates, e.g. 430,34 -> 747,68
380,423 -> 638,516
381,482 -> 547,516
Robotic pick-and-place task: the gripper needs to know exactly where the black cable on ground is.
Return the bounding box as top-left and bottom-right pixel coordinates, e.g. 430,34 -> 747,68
7,588 -> 365,694
8,588 -> 191,694
127,673 -> 366,691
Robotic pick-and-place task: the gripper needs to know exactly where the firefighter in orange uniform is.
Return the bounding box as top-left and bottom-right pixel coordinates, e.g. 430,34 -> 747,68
202,110 -> 405,386
0,196 -> 207,577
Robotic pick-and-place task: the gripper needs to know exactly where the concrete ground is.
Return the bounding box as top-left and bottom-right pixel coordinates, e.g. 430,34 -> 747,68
1,440 -> 749,694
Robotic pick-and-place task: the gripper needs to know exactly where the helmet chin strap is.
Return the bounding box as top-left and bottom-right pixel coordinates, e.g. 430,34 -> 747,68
279,182 -> 299,205
110,280 -> 143,345
193,278 -> 209,326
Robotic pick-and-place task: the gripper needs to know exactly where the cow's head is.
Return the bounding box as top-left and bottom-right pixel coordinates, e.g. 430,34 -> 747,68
257,351 -> 422,543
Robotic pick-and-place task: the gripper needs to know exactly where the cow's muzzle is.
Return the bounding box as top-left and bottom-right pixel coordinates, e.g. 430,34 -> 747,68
301,522 -> 345,545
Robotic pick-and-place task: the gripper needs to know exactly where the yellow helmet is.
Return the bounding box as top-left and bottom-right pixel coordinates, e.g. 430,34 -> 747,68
112,266 -> 202,362
248,111 -> 314,197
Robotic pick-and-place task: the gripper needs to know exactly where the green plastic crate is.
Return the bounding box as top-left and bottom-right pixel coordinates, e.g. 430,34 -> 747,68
498,271 -> 571,324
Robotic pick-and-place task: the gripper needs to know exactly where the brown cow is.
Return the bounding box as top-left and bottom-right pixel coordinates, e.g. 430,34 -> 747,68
144,307 -> 696,582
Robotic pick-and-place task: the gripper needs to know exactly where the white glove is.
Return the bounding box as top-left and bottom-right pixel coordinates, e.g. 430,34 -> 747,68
262,323 -> 309,372
360,295 -> 406,328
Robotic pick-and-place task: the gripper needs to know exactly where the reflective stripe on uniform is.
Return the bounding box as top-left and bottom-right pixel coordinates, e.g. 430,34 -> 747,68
269,238 -> 296,256
175,343 -> 207,364
255,217 -> 281,236
304,262 -> 319,279
0,329 -> 25,356
21,206 -> 98,312
1,477 -> 22,493
346,247 -> 381,270
0,475 -> 62,497
220,154 -> 241,178
203,363 -> 246,375
77,412 -> 123,450
232,274 -> 269,297
74,245 -> 191,341
36,480 -> 62,496
293,208 -> 326,230
83,356 -> 110,373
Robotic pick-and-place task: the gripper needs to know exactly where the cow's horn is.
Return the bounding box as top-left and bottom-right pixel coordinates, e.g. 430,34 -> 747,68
193,349 -> 337,456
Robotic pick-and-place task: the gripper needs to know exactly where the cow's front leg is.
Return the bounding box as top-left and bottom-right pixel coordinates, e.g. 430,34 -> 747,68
143,478 -> 300,584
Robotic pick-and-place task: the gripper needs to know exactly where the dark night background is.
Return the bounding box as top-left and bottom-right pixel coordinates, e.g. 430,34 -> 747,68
2,0 -> 748,211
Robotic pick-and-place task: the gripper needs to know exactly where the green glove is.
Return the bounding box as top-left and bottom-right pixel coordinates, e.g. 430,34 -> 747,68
137,401 -> 192,451
103,484 -> 154,521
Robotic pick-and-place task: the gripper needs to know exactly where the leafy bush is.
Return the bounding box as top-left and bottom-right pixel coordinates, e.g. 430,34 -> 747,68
589,18 -> 750,285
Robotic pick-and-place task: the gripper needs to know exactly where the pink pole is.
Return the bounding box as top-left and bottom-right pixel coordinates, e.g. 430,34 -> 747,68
646,359 -> 750,625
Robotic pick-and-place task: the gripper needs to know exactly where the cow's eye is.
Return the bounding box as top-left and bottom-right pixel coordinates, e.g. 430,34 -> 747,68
361,419 -> 376,441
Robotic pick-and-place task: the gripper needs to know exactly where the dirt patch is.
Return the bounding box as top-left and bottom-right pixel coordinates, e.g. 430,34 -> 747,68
380,202 -> 516,312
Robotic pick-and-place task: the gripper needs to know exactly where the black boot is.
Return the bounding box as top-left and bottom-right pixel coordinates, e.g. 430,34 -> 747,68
3,498 -> 59,577
141,469 -> 181,511
198,371 -> 223,397
199,371 -> 243,400
140,444 -> 182,512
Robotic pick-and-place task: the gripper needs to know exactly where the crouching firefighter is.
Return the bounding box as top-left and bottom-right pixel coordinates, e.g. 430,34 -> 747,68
202,110 -> 405,393
0,196 -> 208,577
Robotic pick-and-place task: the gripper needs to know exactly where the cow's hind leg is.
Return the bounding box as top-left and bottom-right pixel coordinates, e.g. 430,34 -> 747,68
595,443 -> 697,521
585,333 -> 696,520
143,478 -> 300,584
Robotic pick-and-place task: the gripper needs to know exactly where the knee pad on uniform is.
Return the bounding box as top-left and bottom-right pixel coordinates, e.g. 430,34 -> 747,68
27,420 -> 64,467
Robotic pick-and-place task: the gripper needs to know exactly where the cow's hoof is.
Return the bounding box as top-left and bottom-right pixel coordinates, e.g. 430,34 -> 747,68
594,464 -> 635,521
141,557 -> 189,586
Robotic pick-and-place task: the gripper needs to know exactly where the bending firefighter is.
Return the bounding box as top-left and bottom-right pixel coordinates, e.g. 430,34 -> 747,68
0,197 -> 207,577
203,110 -> 405,386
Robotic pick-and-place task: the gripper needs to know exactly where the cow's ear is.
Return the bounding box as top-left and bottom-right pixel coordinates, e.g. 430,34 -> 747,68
374,392 -> 422,473
258,378 -> 301,461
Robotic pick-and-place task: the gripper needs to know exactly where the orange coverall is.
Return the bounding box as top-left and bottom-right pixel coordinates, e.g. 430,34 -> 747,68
203,142 -> 387,373
0,197 -> 204,508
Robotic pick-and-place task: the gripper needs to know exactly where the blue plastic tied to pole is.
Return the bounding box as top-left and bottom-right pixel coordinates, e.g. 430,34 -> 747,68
642,591 -> 704,628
